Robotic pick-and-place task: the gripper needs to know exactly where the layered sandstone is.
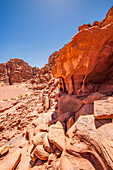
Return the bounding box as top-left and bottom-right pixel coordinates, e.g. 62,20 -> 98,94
52,6 -> 113,95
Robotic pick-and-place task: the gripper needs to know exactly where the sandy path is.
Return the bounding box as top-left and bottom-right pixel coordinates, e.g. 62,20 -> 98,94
0,84 -> 31,100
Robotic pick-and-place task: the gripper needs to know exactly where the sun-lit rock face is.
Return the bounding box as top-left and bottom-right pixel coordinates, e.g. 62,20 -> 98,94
0,58 -> 39,85
52,6 -> 113,95
6,58 -> 39,85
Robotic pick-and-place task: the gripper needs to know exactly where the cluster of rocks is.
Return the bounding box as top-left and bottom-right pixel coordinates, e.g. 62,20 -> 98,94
1,90 -> 113,169
0,77 -> 58,147
29,121 -> 65,169
0,49 -> 60,147
78,6 -> 113,31
0,6 -> 113,170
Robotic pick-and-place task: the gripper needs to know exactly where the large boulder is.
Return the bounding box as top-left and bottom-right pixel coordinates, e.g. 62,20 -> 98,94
94,97 -> 113,119
82,92 -> 105,104
61,115 -> 113,169
58,95 -> 83,115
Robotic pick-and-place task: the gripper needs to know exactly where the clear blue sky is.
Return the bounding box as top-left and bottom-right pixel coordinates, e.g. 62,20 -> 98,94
0,0 -> 113,68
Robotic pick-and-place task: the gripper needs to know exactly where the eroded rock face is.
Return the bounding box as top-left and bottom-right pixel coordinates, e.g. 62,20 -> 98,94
0,63 -> 9,84
0,58 -> 39,85
61,115 -> 113,170
6,58 -> 39,85
52,7 -> 113,95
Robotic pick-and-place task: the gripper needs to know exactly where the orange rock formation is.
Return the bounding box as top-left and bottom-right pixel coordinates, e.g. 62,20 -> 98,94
52,6 -> 113,95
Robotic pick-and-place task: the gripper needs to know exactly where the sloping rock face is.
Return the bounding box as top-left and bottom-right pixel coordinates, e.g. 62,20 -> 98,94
0,58 -> 39,85
52,6 -> 113,95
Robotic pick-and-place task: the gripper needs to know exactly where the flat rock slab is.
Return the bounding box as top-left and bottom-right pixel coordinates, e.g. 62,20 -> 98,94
94,97 -> 113,119
0,150 -> 22,170
48,121 -> 65,151
0,145 -> 9,156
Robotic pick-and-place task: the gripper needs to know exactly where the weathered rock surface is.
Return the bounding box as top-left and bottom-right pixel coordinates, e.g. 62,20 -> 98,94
62,115 -> 113,170
94,97 -> 113,119
82,92 -> 105,104
0,151 -> 22,170
52,6 -> 113,95
75,103 -> 94,121
0,64 -> 9,84
34,145 -> 49,160
32,132 -> 46,146
0,58 -> 39,85
0,145 -> 9,156
48,121 -> 65,151
58,95 -> 83,115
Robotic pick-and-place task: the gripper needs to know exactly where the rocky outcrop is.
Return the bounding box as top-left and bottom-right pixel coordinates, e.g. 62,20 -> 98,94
0,58 -> 39,85
1,6 -> 113,170
0,63 -> 9,84
52,6 -> 113,95
60,114 -> 113,170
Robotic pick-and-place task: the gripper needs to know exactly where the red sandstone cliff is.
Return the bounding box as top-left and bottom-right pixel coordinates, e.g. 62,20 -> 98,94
1,6 -> 113,170
52,6 -> 113,95
0,58 -> 39,85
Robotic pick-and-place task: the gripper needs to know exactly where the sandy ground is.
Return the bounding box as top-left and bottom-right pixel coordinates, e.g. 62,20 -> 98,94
0,84 -> 32,100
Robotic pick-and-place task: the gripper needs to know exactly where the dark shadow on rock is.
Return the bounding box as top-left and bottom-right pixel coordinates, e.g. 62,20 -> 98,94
80,152 -> 104,170
94,119 -> 112,129
75,104 -> 94,122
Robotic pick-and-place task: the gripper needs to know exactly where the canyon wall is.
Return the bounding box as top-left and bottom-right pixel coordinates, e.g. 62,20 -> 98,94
52,6 -> 113,95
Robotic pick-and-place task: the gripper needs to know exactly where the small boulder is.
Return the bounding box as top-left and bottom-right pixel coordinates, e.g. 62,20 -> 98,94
43,133 -> 54,153
48,121 -> 65,151
32,132 -> 46,146
82,92 -> 105,104
34,145 -> 49,160
48,153 -> 57,164
0,145 -> 9,156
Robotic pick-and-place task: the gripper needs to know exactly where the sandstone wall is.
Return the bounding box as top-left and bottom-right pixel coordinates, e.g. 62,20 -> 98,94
52,6 -> 113,95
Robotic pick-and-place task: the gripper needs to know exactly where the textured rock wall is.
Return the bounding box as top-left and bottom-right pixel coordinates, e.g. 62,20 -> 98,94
52,6 -> 113,95
0,58 -> 39,85
0,49 -> 61,85
0,63 -> 9,84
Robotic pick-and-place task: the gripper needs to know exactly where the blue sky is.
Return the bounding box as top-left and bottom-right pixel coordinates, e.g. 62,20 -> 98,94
0,0 -> 113,68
